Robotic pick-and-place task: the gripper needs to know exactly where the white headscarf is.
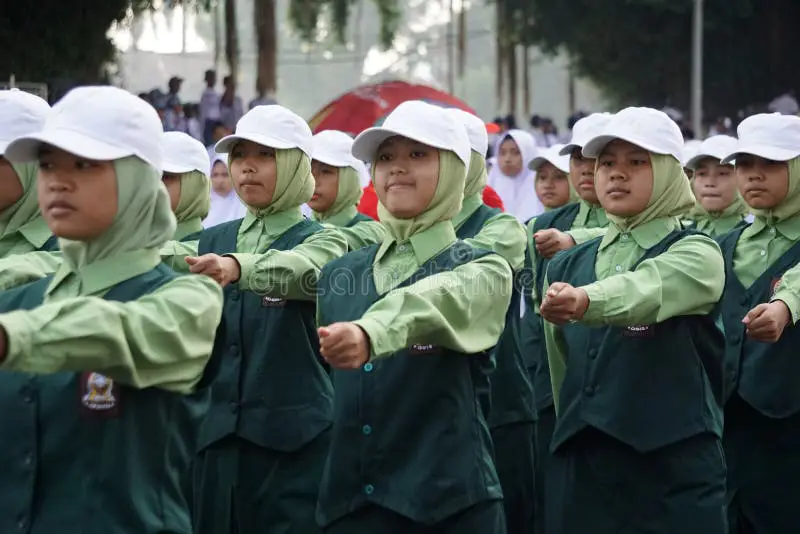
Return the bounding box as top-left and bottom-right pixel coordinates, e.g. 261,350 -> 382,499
487,129 -> 544,221
202,154 -> 247,228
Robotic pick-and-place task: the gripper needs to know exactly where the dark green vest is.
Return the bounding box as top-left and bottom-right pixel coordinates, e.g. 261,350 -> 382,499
346,212 -> 374,227
196,217 -> 334,452
455,203 -> 537,427
38,235 -> 59,252
520,202 -> 580,410
315,242 -> 503,526
546,229 -> 725,453
717,225 -> 800,417
0,265 -> 199,534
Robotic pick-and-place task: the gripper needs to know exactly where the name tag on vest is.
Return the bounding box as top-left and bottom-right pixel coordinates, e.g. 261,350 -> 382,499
79,372 -> 120,417
408,344 -> 442,356
622,324 -> 655,338
262,295 -> 286,308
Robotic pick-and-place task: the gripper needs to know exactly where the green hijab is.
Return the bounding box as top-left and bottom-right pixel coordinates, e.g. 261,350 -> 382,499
749,157 -> 800,226
604,153 -> 696,231
0,162 -> 51,256
54,157 -> 176,296
312,166 -> 362,221
231,147 -> 314,216
377,150 -> 466,243
174,170 -> 211,240
464,150 -> 488,199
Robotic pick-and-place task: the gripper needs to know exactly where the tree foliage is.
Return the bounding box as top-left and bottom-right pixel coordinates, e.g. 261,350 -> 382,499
497,0 -> 800,117
288,0 -> 401,49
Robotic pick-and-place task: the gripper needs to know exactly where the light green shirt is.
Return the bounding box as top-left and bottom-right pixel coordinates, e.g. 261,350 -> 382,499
543,217 -> 725,412
323,205 -> 386,251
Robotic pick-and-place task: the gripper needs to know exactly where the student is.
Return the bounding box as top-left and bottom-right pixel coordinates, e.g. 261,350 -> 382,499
161,131 -> 211,240
539,107 -> 727,534
182,104 -> 349,534
519,112 -> 612,534
488,129 -> 544,221
309,129 -> 385,249
447,107 -> 533,534
204,154 -> 247,228
0,85 -> 223,534
683,135 -> 749,237
715,113 -> 800,534
530,144 -> 574,211
0,89 -> 57,256
313,100 -> 513,533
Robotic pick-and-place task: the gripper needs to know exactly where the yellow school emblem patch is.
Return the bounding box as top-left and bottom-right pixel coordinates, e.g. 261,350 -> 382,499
81,372 -> 118,413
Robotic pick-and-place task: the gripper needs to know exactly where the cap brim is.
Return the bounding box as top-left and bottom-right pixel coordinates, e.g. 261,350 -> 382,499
162,160 -> 200,174
582,133 -> 670,159
685,152 -> 729,170
720,144 -> 800,165
311,152 -> 354,168
352,126 -> 461,164
214,133 -> 300,155
559,143 -> 580,156
529,156 -> 569,173
5,129 -> 132,164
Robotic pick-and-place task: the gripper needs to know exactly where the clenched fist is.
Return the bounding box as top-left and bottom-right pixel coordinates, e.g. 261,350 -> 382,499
185,254 -> 241,287
743,301 -> 792,343
534,229 -> 576,259
319,323 -> 370,369
540,282 -> 589,325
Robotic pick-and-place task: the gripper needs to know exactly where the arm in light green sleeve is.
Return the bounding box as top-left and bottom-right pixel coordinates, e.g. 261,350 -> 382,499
0,251 -> 63,290
337,221 -> 387,251
233,227 -> 349,301
566,226 -> 607,245
0,275 -> 223,394
160,240 -> 199,273
581,234 -> 724,327
772,263 -> 800,324
462,213 -> 526,270
542,274 -> 569,414
352,254 -> 513,360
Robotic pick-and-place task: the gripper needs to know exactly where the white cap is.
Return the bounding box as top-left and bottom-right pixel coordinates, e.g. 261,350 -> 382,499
352,100 -> 471,167
582,107 -> 684,161
721,113 -> 800,164
685,136 -> 737,170
215,105 -> 313,157
559,112 -> 613,155
310,130 -> 359,169
162,131 -> 211,175
681,139 -> 703,167
6,86 -> 164,170
445,108 -> 488,156
0,89 -> 50,156
529,144 -> 571,173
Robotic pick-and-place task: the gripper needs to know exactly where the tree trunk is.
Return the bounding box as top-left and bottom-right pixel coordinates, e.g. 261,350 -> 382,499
495,1 -> 504,112
457,0 -> 466,79
507,44 -> 517,117
522,45 -> 530,117
254,0 -> 278,93
224,0 -> 239,79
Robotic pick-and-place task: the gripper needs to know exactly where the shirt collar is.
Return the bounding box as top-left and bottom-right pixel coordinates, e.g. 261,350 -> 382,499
452,193 -> 484,230
323,205 -> 359,227
18,217 -> 53,250
743,214 -> 800,241
600,217 -> 680,250
575,200 -> 607,227
47,249 -> 162,298
375,220 -> 457,265
239,207 -> 305,237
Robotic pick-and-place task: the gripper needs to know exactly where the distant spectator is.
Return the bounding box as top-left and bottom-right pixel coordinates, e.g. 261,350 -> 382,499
199,69 -> 220,144
206,120 -> 233,162
768,89 -> 799,115
183,103 -> 203,141
163,76 -> 183,131
219,75 -> 244,130
505,113 -> 518,130
708,116 -> 733,136
249,76 -> 278,109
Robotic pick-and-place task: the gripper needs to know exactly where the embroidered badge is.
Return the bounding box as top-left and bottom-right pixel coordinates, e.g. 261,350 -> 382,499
262,295 -> 286,308
408,344 -> 442,355
80,372 -> 119,415
622,325 -> 654,338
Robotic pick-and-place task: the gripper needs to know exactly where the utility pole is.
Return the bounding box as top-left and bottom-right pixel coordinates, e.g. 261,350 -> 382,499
691,0 -> 704,137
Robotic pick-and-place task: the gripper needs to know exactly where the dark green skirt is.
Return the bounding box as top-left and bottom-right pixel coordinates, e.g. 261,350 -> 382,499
490,422 -> 536,534
546,428 -> 726,534
533,405 -> 555,534
725,395 -> 800,534
323,501 -> 506,534
193,431 -> 330,534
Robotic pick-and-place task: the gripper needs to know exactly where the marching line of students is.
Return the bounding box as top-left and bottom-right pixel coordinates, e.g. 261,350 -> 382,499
0,84 -> 799,534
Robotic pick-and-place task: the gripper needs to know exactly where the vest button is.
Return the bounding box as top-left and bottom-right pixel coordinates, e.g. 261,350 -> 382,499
229,402 -> 239,413
362,424 -> 372,435
363,363 -> 373,372
364,484 -> 374,495
588,349 -> 598,359
231,290 -> 240,301
584,385 -> 596,396
731,335 -> 741,344
740,296 -> 748,306
230,345 -> 240,357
